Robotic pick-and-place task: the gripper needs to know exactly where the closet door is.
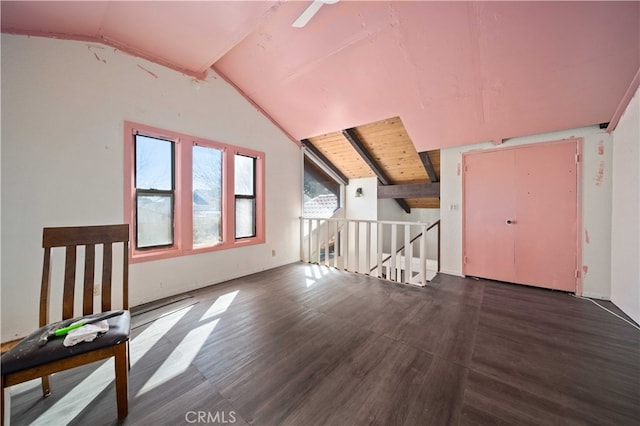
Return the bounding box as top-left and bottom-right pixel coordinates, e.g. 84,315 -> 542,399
463,149 -> 517,283
513,141 -> 578,291
463,140 -> 578,292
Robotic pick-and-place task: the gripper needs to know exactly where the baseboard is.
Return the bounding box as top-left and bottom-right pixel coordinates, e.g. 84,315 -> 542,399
610,296 -> 640,326
438,269 -> 464,277
581,292 -> 610,301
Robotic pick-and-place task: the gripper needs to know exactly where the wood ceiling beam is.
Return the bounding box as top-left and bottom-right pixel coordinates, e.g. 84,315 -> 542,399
378,182 -> 440,199
418,151 -> 439,183
342,128 -> 411,213
301,139 -> 349,184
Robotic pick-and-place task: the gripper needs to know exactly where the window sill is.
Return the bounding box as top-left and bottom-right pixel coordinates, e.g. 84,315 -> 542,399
130,237 -> 265,263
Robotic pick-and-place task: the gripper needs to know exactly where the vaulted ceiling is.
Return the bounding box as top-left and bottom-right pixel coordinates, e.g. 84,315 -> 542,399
2,1 -> 639,153
306,116 -> 441,208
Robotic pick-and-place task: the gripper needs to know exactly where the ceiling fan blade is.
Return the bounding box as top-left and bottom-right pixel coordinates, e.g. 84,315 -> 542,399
292,0 -> 324,28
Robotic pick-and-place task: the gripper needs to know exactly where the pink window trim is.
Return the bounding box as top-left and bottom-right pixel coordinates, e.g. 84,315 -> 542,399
123,121 -> 266,264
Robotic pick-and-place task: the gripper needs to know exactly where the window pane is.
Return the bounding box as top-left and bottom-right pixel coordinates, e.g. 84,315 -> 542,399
137,194 -> 173,248
235,198 -> 255,238
136,135 -> 173,190
303,157 -> 340,218
193,145 -> 223,247
234,154 -> 255,196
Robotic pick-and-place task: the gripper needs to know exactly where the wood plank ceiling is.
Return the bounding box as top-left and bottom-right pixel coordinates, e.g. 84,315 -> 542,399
307,117 -> 440,209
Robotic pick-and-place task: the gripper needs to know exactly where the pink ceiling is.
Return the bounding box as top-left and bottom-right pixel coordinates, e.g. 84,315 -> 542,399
2,1 -> 639,151
1,0 -> 281,77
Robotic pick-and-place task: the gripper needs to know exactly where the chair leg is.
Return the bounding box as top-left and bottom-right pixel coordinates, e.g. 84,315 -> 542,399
127,341 -> 131,371
114,343 -> 129,419
1,375 -> 5,426
41,375 -> 51,397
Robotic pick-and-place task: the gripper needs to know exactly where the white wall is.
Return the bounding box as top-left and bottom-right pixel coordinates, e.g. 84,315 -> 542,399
440,126 -> 613,298
611,87 -> 640,323
345,177 -> 378,221
1,35 -> 301,340
345,177 -> 378,271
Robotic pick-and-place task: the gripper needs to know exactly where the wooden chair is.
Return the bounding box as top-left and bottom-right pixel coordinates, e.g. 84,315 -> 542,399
1,224 -> 131,424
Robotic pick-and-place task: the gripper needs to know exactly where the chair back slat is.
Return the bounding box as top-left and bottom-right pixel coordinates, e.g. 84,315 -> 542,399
101,243 -> 113,312
43,225 -> 129,247
62,246 -> 77,319
123,249 -> 129,310
40,247 -> 52,327
83,244 -> 96,315
40,224 -> 130,324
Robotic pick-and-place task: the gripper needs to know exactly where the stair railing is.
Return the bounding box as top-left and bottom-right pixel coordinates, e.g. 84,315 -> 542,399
300,217 -> 440,286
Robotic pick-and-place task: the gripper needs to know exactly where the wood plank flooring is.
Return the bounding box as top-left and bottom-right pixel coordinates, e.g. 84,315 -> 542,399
6,263 -> 640,425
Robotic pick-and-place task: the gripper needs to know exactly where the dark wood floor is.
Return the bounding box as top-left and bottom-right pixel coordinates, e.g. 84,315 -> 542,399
7,262 -> 640,425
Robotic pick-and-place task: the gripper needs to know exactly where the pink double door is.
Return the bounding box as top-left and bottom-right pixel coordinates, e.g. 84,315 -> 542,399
463,139 -> 579,292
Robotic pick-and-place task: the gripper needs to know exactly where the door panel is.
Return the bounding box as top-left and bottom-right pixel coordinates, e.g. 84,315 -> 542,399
463,149 -> 516,282
463,140 -> 578,292
514,142 -> 577,291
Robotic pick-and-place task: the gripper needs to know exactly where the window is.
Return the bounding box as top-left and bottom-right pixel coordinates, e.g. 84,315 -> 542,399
135,135 -> 175,249
193,144 -> 223,247
234,154 -> 256,238
303,156 -> 342,218
124,121 -> 265,262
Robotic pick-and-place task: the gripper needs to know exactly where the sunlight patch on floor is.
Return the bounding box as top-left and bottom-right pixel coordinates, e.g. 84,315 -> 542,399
305,265 -> 318,287
31,359 -> 115,426
136,318 -> 219,397
305,264 -> 333,287
201,290 -> 239,321
311,265 -> 323,279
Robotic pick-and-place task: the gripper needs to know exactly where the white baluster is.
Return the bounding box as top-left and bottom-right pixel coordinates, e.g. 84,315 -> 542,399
390,224 -> 397,282
420,224 -> 427,286
404,224 -> 411,284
